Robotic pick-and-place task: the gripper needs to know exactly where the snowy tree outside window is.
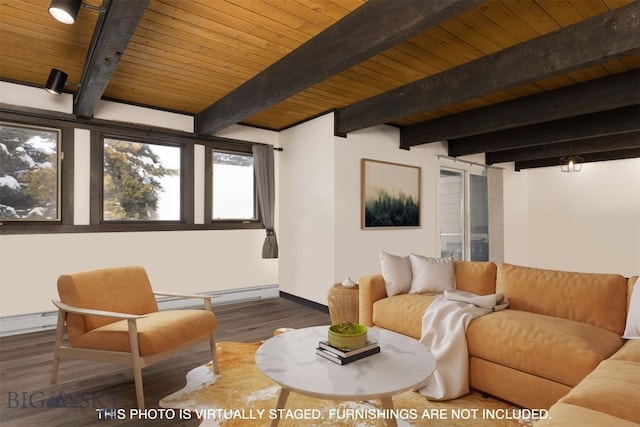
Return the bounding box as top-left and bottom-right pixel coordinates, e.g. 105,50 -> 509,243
213,151 -> 255,220
0,123 -> 60,221
103,138 -> 180,221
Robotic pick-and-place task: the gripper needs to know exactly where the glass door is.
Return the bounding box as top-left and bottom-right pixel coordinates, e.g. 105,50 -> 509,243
439,167 -> 489,261
439,169 -> 464,260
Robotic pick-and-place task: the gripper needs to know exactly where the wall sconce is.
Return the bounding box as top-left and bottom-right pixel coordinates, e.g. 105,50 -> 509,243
48,0 -> 104,25
560,154 -> 583,173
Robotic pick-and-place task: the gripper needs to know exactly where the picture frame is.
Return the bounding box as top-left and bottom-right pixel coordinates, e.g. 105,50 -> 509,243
361,158 -> 421,229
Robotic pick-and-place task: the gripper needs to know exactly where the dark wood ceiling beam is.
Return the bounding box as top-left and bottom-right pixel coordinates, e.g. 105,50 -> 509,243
195,0 -> 482,135
402,69 -> 640,148
448,105 -> 640,157
514,148 -> 640,171
73,0 -> 150,119
485,132 -> 640,165
335,1 -> 640,135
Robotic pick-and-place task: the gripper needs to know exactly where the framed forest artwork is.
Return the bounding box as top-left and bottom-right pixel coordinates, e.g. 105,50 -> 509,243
361,158 -> 421,229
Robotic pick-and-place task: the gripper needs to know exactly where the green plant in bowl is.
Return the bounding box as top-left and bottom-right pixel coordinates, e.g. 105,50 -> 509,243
328,321 -> 368,350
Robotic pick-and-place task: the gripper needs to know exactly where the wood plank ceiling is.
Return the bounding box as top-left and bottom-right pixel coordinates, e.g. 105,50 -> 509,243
0,0 -> 638,170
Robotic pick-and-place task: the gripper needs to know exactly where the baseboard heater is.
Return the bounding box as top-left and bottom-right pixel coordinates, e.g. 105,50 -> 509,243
0,284 -> 279,337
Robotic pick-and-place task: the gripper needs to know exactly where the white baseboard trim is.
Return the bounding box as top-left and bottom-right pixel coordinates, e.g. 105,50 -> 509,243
0,284 -> 279,338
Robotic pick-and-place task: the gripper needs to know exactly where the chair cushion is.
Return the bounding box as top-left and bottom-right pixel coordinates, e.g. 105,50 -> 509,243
467,309 -> 623,387
58,266 -> 159,343
373,294 -> 434,339
74,310 -> 218,356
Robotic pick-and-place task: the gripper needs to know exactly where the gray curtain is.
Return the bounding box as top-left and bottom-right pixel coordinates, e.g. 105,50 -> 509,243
252,144 -> 278,258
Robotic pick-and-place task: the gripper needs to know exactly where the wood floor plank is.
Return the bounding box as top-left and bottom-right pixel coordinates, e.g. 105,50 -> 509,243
0,297 -> 331,426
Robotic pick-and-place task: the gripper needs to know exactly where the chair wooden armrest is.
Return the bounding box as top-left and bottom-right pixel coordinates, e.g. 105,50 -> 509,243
51,299 -> 147,320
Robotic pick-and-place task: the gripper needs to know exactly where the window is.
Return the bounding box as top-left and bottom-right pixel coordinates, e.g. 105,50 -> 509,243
103,137 -> 181,221
0,122 -> 61,221
439,166 -> 489,261
212,151 -> 256,220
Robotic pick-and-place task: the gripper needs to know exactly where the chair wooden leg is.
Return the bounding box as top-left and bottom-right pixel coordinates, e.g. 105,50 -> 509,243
210,333 -> 219,374
51,309 -> 66,384
132,364 -> 145,410
127,319 -> 145,409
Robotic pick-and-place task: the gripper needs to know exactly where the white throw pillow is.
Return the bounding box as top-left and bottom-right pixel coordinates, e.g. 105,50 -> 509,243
379,251 -> 412,296
622,281 -> 640,339
409,254 -> 456,294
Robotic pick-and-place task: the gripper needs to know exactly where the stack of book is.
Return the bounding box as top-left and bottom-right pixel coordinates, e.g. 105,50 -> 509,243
315,340 -> 380,365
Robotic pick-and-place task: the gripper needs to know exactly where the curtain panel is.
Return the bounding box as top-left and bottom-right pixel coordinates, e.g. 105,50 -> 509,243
252,144 -> 278,258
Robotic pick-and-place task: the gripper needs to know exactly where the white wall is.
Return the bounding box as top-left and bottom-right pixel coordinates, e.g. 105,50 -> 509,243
2,82 -> 638,317
502,164 -> 529,266
334,126 -> 448,283
277,111 -> 639,309
523,158 -> 640,277
278,113 -> 336,305
0,83 -> 279,317
277,113 -> 450,306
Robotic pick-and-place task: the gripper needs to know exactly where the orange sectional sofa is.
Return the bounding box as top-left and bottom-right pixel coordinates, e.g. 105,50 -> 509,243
359,262 -> 639,425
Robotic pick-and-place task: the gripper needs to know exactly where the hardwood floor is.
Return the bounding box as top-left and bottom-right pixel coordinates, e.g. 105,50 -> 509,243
0,297 -> 331,427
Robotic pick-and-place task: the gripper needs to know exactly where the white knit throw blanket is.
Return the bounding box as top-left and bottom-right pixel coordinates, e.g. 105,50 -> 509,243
419,289 -> 509,400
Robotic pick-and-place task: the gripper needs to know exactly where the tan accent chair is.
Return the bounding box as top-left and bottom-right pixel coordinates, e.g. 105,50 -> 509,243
51,266 -> 219,409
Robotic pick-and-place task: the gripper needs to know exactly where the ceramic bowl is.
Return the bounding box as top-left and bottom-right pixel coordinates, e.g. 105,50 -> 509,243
328,323 -> 367,350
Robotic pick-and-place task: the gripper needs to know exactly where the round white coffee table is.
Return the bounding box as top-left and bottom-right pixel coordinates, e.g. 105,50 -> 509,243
255,325 -> 435,427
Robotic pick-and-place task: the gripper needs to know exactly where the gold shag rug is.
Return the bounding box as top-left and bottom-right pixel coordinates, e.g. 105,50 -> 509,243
160,341 -> 531,427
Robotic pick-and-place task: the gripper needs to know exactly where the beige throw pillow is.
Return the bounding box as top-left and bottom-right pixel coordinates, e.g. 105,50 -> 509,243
409,254 -> 456,294
379,251 -> 412,296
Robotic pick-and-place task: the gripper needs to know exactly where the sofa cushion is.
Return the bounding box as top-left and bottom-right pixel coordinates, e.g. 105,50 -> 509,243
467,309 -> 623,387
496,264 -> 627,334
74,310 -> 218,356
559,359 -> 640,424
454,261 -> 496,295
373,294 -> 434,339
535,403 -> 639,427
609,339 -> 640,362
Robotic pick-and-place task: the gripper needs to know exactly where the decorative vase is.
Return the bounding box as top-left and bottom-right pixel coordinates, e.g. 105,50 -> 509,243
341,277 -> 357,288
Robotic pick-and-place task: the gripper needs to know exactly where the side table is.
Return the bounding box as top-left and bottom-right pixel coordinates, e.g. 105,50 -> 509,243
327,283 -> 359,324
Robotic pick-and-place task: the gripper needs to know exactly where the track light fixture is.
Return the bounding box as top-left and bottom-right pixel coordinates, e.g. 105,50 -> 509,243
48,0 -> 82,24
48,0 -> 104,25
44,68 -> 69,95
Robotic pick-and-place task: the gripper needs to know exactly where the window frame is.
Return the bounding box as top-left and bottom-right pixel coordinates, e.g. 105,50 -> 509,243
0,112 -> 74,233
0,105 -> 265,234
97,134 -> 187,224
0,121 -> 62,222
204,145 -> 262,228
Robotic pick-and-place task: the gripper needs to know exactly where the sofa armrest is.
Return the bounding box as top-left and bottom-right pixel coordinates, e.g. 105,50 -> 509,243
358,274 -> 387,326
